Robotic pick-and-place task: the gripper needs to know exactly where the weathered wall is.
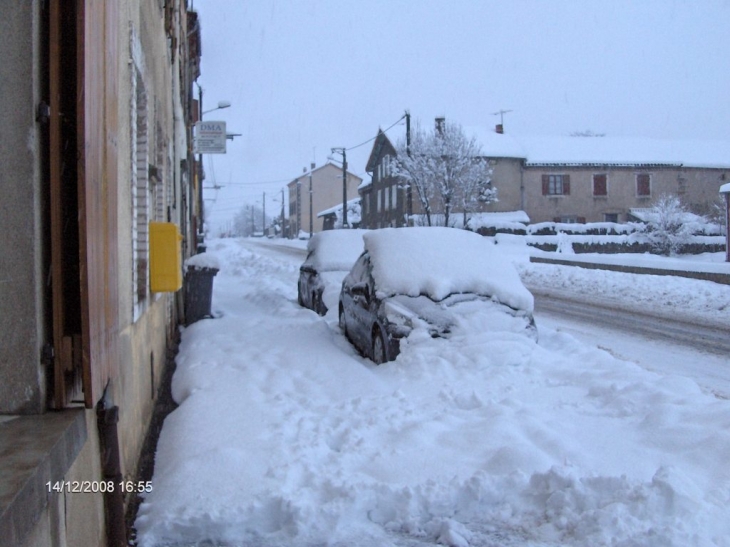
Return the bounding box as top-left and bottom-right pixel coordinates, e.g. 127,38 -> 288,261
0,1 -> 46,414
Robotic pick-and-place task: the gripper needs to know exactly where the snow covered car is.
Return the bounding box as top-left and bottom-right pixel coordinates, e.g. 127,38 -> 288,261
298,229 -> 368,316
338,227 -> 536,364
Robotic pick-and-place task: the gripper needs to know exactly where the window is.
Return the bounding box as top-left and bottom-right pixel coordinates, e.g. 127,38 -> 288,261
391,185 -> 398,210
604,213 -> 619,223
376,189 -> 381,212
542,174 -> 570,196
132,66 -> 149,317
593,174 -> 607,196
636,174 -> 651,197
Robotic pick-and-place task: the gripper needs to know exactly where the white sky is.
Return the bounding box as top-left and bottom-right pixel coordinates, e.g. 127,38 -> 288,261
190,0 -> 730,232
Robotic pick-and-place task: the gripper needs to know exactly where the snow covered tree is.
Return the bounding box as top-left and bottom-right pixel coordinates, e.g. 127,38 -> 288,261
393,120 -> 495,227
643,194 -> 700,256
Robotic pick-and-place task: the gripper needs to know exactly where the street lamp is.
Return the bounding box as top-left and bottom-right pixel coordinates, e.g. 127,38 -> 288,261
202,100 -> 231,116
195,88 -> 231,251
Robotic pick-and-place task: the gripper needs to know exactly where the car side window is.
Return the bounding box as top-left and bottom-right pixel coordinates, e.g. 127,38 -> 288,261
349,253 -> 369,284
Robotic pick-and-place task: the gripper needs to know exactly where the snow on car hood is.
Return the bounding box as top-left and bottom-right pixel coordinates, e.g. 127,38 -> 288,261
384,293 -> 535,339
364,227 -> 534,312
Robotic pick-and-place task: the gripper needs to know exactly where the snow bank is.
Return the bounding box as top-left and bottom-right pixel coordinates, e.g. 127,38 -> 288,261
135,237 -> 730,547
364,227 -> 534,311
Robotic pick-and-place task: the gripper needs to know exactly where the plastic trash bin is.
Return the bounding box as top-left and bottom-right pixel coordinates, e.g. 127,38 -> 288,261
184,265 -> 219,325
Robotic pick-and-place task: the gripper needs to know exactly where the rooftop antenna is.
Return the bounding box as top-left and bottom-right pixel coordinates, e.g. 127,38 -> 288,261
492,109 -> 513,134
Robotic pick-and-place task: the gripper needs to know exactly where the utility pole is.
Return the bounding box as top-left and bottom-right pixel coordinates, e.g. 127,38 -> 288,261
281,188 -> 285,238
308,162 -> 315,238
197,85 -> 204,248
405,110 -> 412,224
262,191 -> 266,236
331,147 -> 347,228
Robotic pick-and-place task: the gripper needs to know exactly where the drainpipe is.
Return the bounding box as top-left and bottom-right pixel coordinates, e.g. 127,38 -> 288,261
520,161 -> 525,212
97,402 -> 127,547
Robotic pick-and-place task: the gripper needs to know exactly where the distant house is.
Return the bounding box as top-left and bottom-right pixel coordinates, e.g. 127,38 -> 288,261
359,123 -> 521,230
287,163 -> 362,236
471,130 -> 730,224
359,121 -> 730,229
360,130 -> 408,229
317,198 -> 362,231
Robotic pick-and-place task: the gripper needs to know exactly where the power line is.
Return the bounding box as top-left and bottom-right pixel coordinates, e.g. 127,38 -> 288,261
345,114 -> 406,152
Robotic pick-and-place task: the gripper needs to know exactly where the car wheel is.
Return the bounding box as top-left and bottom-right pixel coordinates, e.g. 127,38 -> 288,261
339,304 -> 347,335
312,292 -> 323,316
372,327 -> 387,365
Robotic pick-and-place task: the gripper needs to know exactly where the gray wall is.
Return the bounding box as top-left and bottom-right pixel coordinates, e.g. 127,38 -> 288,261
0,1 -> 45,414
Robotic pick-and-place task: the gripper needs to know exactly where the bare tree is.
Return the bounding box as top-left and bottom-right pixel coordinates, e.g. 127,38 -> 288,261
232,204 -> 271,237
394,120 -> 495,227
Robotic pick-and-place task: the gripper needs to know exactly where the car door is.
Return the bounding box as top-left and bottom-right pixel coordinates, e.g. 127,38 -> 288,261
349,256 -> 377,349
341,253 -> 371,349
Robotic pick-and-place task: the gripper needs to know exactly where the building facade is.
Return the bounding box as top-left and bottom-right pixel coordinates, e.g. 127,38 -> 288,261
360,125 -> 730,228
287,163 -> 362,236
0,2 -> 201,545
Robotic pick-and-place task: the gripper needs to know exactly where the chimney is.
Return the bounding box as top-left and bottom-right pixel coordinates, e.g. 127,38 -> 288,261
435,116 -> 445,136
495,124 -> 504,134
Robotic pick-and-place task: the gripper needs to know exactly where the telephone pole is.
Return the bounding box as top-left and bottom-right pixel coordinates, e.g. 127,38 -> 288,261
405,110 -> 412,223
308,162 -> 315,238
331,147 -> 348,228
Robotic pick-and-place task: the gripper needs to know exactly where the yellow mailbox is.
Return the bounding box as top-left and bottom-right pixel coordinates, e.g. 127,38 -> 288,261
149,222 -> 183,292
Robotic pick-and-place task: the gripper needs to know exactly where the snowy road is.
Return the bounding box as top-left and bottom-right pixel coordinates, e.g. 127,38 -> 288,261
135,237 -> 730,547
534,300 -> 730,400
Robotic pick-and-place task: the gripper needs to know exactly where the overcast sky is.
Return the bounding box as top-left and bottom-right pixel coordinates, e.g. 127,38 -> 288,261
190,0 -> 730,232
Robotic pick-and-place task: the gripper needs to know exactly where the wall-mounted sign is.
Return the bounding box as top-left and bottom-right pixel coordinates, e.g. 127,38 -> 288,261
194,121 -> 227,154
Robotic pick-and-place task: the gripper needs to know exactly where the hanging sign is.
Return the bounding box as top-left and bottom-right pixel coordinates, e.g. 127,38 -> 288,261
194,121 -> 227,154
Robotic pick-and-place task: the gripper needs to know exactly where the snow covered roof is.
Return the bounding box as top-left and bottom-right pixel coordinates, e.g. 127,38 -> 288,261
467,127 -> 730,168
520,136 -> 730,168
317,197 -> 361,218
628,207 -> 706,224
363,227 -> 534,312
303,229 -> 367,272
721,182 -> 730,193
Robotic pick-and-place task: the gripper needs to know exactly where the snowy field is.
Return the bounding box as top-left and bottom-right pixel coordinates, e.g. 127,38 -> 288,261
135,236 -> 730,547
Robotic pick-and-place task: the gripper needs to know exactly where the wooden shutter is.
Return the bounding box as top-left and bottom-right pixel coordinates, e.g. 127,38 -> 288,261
593,174 -> 607,196
563,175 -> 570,195
542,175 -> 549,195
79,0 -> 120,408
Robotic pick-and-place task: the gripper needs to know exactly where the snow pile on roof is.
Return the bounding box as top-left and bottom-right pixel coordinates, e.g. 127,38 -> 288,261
363,227 -> 533,311
721,182 -> 730,193
303,229 -> 366,272
629,207 -> 706,224
468,127 -> 730,168
468,210 -> 530,230
522,135 -> 730,168
184,252 -> 220,271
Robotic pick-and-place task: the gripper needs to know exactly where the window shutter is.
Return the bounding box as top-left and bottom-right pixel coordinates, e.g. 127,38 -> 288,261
563,174 -> 570,195
578,216 -> 586,223
542,175 -> 549,195
553,217 -> 561,223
